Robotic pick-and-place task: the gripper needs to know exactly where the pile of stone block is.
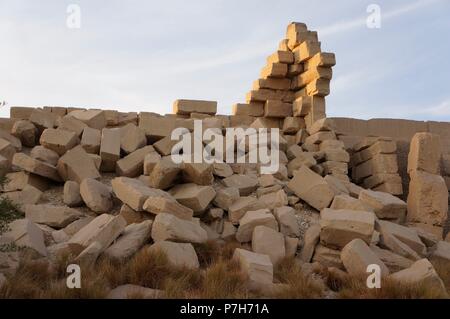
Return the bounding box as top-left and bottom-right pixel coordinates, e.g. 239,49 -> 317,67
233,22 -> 334,134
0,22 -> 448,297
350,136 -> 403,195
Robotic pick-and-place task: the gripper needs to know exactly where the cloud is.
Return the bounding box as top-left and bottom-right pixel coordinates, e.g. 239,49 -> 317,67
318,0 -> 442,37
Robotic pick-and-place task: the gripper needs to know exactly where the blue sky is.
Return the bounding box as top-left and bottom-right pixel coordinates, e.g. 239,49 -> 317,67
1,0 -> 449,121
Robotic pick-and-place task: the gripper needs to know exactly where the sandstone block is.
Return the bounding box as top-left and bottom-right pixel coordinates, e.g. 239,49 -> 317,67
213,187 -> 240,211
25,204 -> 82,229
359,189 -> 407,220
173,100 -> 217,115
69,110 -> 107,130
149,156 -> 180,190
264,100 -> 293,118
149,241 -> 199,269
100,128 -> 121,172
151,213 -> 207,243
58,115 -> 87,137
143,152 -> 162,175
223,174 -> 258,196
252,225 -> 285,264
112,177 -> 155,211
169,183 -> 216,215
116,146 -> 155,178
274,206 -> 300,237
376,220 -> 427,256
341,239 -> 389,277
233,248 -> 273,286
0,219 -> 47,256
80,178 -> 112,213
320,208 -> 375,249
141,188 -> 193,220
299,224 -> 320,263
69,214 -> 126,251
57,145 -> 101,183
13,153 -> 62,182
40,128 -> 79,156
120,123 -> 147,154
390,259 -> 447,295
105,220 -> 152,260
182,163 -> 214,186
11,120 -> 36,147
63,181 -> 83,207
30,145 -> 59,166
260,63 -> 288,79
236,209 -> 278,243
408,132 -> 441,175
288,166 -> 334,211
407,170 -> 448,226
80,127 -> 101,154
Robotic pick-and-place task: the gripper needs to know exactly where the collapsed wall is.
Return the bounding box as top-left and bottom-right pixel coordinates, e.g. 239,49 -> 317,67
0,22 -> 449,297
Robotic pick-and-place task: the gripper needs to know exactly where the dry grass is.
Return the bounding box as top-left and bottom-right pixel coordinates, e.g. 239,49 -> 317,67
270,257 -> 324,299
2,241 -> 448,299
337,275 -> 448,299
432,260 -> 450,295
196,258 -> 249,299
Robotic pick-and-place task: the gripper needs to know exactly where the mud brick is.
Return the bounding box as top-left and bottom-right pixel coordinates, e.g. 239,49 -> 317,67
100,128 -> 121,172
291,67 -> 333,90
304,52 -> 336,71
260,63 -> 288,79
173,100 -> 217,116
264,100 -> 293,118
253,78 -> 291,91
293,41 -> 322,63
267,51 -> 294,64
232,103 -> 264,117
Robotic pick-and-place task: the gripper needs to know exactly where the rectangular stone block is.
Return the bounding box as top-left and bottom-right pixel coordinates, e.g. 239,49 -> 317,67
231,103 -> 264,117
173,100 -> 217,116
267,50 -> 294,64
116,146 -> 156,178
252,78 -> 291,91
264,100 -> 293,118
260,63 -> 288,79
293,41 -> 321,63
304,52 -> 336,71
57,145 -> 101,183
100,128 -> 121,172
81,127 -> 101,154
291,67 -> 333,90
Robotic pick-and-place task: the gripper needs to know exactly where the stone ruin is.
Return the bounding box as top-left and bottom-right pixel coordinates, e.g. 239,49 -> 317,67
0,22 -> 449,297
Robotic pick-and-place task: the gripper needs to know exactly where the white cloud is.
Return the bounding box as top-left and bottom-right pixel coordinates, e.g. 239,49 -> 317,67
319,0 -> 442,37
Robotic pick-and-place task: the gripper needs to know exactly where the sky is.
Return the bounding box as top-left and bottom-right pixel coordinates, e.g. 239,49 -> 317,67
0,0 -> 449,121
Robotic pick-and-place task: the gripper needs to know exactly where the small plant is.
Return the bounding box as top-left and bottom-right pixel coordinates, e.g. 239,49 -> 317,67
0,197 -> 24,235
